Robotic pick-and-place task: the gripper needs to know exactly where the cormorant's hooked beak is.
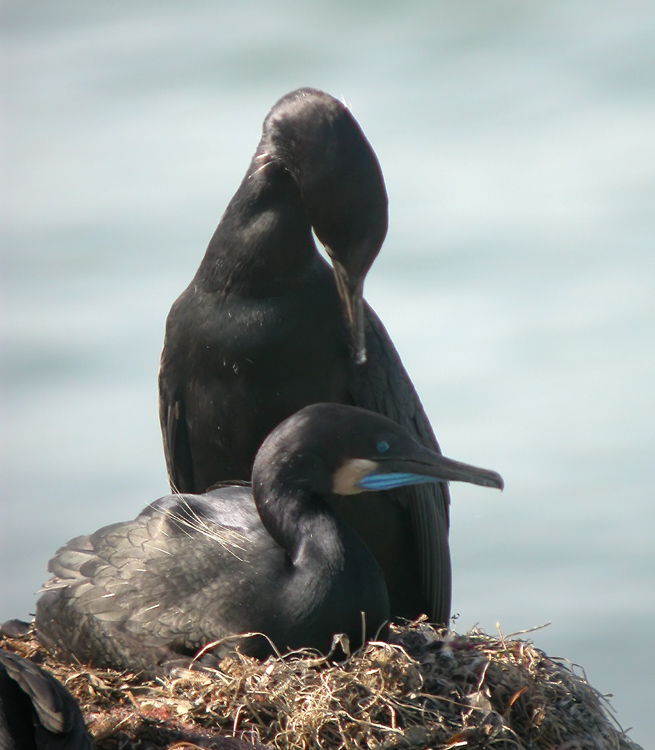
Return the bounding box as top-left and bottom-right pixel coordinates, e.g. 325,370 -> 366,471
331,258 -> 366,366
356,444 -> 504,493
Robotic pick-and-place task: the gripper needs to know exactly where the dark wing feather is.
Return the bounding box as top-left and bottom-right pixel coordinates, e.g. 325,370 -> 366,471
158,355 -> 195,493
350,305 -> 451,624
0,649 -> 92,749
36,495 -> 260,672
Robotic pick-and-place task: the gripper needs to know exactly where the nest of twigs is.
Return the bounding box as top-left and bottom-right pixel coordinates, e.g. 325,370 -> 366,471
1,620 -> 642,750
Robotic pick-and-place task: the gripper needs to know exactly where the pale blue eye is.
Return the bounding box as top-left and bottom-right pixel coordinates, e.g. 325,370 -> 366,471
376,440 -> 390,454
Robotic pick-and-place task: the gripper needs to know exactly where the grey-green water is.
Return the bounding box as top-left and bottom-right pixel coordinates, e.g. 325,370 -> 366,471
2,1 -> 654,744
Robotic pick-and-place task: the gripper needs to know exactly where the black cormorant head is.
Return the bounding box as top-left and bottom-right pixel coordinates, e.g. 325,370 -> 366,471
253,404 -> 503,503
262,88 -> 388,365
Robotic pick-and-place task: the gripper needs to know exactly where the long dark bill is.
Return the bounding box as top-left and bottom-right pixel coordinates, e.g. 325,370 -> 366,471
358,444 -> 504,492
331,258 -> 366,366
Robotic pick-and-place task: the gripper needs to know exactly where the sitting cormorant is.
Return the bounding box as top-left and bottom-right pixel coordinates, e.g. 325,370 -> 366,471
0,649 -> 91,750
36,405 -> 502,674
159,87 -> 454,624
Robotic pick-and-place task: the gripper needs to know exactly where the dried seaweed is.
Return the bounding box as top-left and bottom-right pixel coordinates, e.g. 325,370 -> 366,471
1,621 -> 643,750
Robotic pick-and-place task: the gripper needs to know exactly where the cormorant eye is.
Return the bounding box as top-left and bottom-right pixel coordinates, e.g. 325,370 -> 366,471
376,440 -> 390,454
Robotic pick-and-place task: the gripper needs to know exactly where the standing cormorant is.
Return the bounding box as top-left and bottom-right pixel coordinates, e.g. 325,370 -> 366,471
36,405 -> 502,674
159,88 -> 451,624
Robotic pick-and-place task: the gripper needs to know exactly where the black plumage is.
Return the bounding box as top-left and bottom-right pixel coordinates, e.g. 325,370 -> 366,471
159,88 -> 454,623
0,649 -> 91,750
36,405 -> 502,674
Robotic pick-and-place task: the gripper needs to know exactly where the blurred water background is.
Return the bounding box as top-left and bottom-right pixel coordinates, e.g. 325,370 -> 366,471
2,0 -> 654,743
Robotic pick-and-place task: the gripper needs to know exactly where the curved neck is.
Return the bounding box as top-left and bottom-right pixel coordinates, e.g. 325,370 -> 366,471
254,464 -> 343,569
195,157 -> 320,296
251,443 -> 390,644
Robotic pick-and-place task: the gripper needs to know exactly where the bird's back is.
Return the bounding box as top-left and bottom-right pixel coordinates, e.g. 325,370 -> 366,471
35,486 -> 388,671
